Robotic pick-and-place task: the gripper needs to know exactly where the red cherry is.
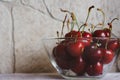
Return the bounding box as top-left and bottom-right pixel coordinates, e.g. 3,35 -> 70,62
93,30 -> 107,37
80,38 -> 91,47
71,57 -> 86,75
66,40 -> 84,57
107,39 -> 120,51
53,44 -> 68,59
55,58 -> 70,69
81,31 -> 92,46
104,28 -> 111,37
82,31 -> 92,38
65,30 -> 81,38
102,49 -> 114,64
53,43 -> 74,69
83,44 -> 103,64
86,62 -> 103,76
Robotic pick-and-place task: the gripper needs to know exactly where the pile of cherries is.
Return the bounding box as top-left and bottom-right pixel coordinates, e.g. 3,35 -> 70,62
53,6 -> 120,76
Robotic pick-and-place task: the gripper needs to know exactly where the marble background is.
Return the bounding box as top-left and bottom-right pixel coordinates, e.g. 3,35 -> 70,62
0,0 -> 120,73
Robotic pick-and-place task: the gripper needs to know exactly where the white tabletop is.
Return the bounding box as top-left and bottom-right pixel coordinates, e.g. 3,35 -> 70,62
0,73 -> 120,80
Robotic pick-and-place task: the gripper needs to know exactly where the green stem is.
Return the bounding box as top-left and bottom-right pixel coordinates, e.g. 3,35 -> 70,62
110,18 -> 119,23
105,38 -> 109,49
108,18 -> 119,36
57,31 -> 60,43
71,21 -> 75,31
71,12 -> 79,29
78,5 -> 94,31
78,24 -> 85,31
97,8 -> 105,29
91,23 -> 103,33
67,19 -> 70,32
60,9 -> 79,30
85,5 -> 95,23
61,14 -> 67,37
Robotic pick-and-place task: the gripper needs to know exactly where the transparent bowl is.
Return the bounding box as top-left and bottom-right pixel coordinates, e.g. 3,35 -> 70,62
43,37 -> 120,80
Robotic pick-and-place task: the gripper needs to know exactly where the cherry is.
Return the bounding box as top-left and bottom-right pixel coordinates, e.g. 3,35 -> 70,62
83,43 -> 103,64
53,43 -> 73,69
92,8 -> 109,37
86,62 -> 103,76
66,40 -> 84,57
93,18 -> 119,37
107,39 -> 120,52
71,57 -> 86,75
93,30 -> 107,37
82,31 -> 92,38
53,44 -> 68,59
93,9 -> 118,38
81,31 -> 92,46
55,58 -> 70,69
65,30 -> 81,38
102,49 -> 114,64
104,28 -> 111,37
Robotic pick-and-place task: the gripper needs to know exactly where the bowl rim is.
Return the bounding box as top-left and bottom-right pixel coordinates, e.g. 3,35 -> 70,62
43,37 -> 120,40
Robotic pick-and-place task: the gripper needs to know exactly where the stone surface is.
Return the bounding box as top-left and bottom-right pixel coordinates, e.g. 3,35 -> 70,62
21,0 -> 47,14
0,2 -> 13,73
13,4 -> 62,73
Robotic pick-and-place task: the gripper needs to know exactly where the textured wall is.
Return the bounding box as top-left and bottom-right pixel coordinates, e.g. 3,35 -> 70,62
0,0 -> 120,73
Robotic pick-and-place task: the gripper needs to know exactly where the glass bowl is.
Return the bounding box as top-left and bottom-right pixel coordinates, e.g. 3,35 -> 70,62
43,37 -> 120,79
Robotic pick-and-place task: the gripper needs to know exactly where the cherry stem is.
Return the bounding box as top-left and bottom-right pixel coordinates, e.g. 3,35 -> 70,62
67,19 -> 70,32
78,5 -> 94,31
97,8 -> 105,29
61,14 -> 67,37
71,20 -> 75,31
90,24 -> 95,33
110,18 -> 119,24
60,8 -> 71,14
60,9 -> 79,30
57,31 -> 60,42
105,38 -> 109,49
85,5 -> 94,23
108,18 -> 119,31
91,23 -> 103,33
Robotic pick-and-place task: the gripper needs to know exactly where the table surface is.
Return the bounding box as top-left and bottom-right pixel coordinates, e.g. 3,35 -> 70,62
0,73 -> 120,80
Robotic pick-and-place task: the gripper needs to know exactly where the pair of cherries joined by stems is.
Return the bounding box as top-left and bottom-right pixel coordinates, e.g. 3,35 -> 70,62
53,5 -> 120,76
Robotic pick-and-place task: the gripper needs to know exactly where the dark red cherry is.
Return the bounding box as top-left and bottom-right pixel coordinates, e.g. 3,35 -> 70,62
55,58 -> 70,69
53,43 -> 73,69
83,44 -> 103,64
71,57 -> 86,75
80,38 -> 91,47
93,30 -> 107,37
80,31 -> 92,46
107,39 -> 120,51
81,31 -> 92,38
104,28 -> 111,37
53,44 -> 68,59
65,30 -> 81,38
66,40 -> 84,57
102,49 -> 114,64
86,62 -> 103,76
